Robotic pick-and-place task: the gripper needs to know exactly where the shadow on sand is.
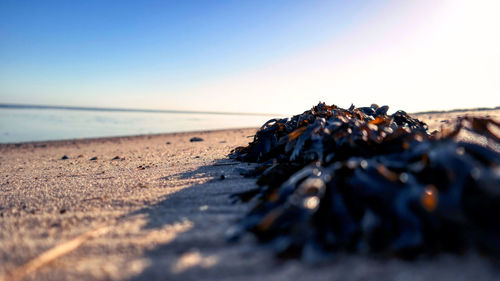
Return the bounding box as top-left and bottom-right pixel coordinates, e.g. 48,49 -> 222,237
125,159 -> 282,281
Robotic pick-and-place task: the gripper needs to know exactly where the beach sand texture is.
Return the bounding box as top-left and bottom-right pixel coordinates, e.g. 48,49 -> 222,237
1,109 -> 499,281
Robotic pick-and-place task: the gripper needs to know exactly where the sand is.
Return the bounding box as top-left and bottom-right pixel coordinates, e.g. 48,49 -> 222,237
1,109 -> 499,281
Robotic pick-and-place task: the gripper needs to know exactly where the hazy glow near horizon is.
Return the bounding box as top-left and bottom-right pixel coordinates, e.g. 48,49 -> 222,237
1,0 -> 499,115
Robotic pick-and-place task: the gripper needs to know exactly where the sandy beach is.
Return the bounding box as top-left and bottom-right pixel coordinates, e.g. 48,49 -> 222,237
1,109 -> 500,281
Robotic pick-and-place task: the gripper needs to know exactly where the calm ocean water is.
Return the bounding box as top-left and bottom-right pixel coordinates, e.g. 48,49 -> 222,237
0,108 -> 279,143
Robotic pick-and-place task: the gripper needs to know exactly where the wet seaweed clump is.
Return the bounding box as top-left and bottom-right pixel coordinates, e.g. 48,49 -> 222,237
229,102 -> 500,261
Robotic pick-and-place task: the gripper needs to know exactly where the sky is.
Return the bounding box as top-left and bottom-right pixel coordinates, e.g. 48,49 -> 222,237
1,0 -> 499,115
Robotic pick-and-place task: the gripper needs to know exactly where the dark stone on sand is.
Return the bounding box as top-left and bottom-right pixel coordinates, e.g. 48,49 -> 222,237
220,174 -> 225,180
190,137 -> 204,142
90,156 -> 98,161
112,156 -> 120,160
61,155 -> 69,160
166,141 -> 171,145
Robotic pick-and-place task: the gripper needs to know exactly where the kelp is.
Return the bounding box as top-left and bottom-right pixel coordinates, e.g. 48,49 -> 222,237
229,103 -> 500,260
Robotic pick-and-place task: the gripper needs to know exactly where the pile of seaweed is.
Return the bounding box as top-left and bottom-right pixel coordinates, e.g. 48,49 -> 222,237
229,102 -> 500,261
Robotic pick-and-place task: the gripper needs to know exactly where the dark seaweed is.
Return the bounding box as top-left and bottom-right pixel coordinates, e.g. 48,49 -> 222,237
229,102 -> 500,261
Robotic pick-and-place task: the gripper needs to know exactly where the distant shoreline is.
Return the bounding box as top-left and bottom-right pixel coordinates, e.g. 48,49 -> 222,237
412,106 -> 500,115
0,103 -> 281,117
0,127 -> 258,147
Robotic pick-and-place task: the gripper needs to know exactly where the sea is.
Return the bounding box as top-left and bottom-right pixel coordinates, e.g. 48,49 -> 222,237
0,106 -> 281,143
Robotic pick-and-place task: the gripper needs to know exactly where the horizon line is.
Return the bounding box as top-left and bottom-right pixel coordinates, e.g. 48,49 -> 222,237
1,103 -> 498,117
0,103 -> 284,117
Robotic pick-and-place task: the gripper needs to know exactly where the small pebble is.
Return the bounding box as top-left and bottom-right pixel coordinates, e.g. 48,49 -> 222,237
190,137 -> 204,142
112,156 -> 120,160
90,156 -> 98,161
61,155 -> 69,160
59,209 -> 66,214
220,174 -> 226,180
166,141 -> 171,145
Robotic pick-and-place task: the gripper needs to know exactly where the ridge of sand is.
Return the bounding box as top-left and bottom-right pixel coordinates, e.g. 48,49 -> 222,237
1,111 -> 499,281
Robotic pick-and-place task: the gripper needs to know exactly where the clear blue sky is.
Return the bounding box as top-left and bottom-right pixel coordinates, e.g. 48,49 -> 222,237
1,0 -> 499,114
